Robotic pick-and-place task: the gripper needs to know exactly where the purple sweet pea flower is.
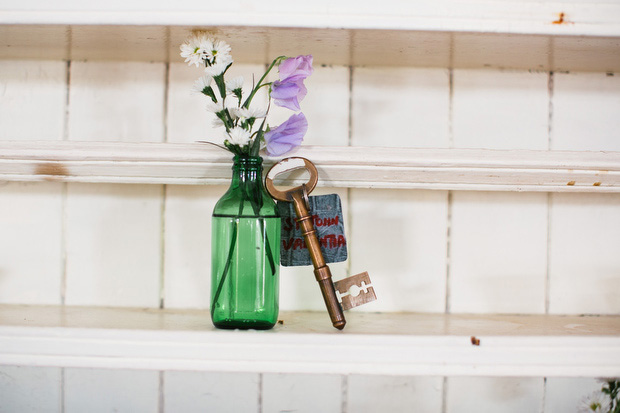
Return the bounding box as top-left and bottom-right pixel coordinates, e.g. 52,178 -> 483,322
270,55 -> 313,111
278,55 -> 313,82
264,113 -> 308,156
271,79 -> 307,111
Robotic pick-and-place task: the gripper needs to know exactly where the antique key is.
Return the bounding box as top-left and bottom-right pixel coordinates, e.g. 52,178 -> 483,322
265,157 -> 376,330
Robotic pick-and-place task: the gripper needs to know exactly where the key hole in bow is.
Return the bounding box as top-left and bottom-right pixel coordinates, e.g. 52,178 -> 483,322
270,168 -> 310,192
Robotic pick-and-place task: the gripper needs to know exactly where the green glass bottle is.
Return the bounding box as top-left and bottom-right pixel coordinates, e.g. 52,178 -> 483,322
211,156 -> 280,330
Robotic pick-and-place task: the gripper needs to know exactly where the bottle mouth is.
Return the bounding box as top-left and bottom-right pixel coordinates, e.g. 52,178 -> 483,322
233,155 -> 263,167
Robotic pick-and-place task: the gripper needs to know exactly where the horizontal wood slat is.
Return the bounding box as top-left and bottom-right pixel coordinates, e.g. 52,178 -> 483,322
1,306 -> 619,377
1,141 -> 619,192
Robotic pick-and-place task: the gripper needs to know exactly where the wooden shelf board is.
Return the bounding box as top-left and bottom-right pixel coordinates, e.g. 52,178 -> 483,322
1,305 -> 619,377
1,141 -> 619,192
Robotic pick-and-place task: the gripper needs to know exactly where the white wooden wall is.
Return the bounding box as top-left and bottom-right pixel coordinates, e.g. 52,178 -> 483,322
1,58 -> 619,412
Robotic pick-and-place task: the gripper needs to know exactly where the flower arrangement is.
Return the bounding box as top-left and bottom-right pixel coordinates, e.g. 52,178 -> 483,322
180,32 -> 313,157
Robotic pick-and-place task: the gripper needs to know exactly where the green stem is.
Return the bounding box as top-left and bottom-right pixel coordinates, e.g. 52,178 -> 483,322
211,192 -> 245,315
242,56 -> 285,109
245,181 -> 277,275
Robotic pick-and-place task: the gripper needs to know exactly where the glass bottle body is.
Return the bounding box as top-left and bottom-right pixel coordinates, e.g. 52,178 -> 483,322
211,156 -> 280,329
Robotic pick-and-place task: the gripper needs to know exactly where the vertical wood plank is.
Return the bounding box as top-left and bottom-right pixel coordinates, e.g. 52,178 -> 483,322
548,193 -> 620,314
0,60 -> 66,306
544,378 -> 603,413
449,192 -> 547,313
65,183 -> 163,307
68,61 -> 165,143
446,377 -> 544,413
550,72 -> 620,314
163,185 -> 224,309
452,69 -> 549,150
65,61 -> 165,307
164,371 -> 259,412
351,67 -> 450,148
450,69 -> 548,314
347,375 -> 443,413
0,366 -> 62,413
552,72 -> 620,151
0,182 -> 63,304
349,188 -> 448,312
0,60 -> 67,141
349,66 -> 449,313
64,368 -> 159,413
262,373 -> 342,413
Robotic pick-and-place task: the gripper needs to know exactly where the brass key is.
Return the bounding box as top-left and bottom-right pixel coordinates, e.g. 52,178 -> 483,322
265,157 -> 346,330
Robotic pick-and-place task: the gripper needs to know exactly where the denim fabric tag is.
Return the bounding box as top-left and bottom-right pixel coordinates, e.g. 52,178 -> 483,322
277,194 -> 347,267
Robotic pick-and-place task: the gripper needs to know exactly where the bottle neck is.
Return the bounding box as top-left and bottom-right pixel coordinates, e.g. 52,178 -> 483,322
230,155 -> 264,188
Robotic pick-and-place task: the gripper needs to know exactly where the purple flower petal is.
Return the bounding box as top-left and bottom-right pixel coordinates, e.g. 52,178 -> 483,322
271,79 -> 307,111
264,113 -> 308,156
278,55 -> 313,82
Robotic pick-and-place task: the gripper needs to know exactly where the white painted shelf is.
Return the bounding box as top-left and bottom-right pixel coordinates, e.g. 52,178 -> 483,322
1,305 -> 619,377
1,141 -> 619,192
1,1 -> 619,71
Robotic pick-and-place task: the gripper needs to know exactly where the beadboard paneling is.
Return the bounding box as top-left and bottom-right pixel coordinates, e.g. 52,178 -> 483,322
446,377 -> 544,413
164,371 -> 259,412
65,61 -> 165,307
0,365 -> 62,413
347,375 -> 443,413
0,182 -> 63,305
0,60 -> 67,141
449,191 -> 548,314
544,378 -> 603,413
548,193 -> 620,314
549,72 -> 620,314
351,67 -> 450,148
0,60 -> 65,305
68,61 -> 166,143
450,69 -> 549,314
262,373 -> 342,413
349,188 -> 448,312
64,368 -> 159,413
552,72 -> 620,151
452,69 -> 549,150
64,183 -> 163,307
163,185 -> 224,309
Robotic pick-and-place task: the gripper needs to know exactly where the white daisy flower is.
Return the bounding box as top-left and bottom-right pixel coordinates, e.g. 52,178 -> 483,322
226,76 -> 244,93
579,392 -> 610,412
205,39 -> 232,64
192,75 -> 213,94
180,39 -> 203,67
196,34 -> 214,56
225,127 -> 251,146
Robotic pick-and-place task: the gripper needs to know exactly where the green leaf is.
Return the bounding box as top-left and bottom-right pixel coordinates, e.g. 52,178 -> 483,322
214,74 -> 227,99
250,118 -> 267,157
202,86 -> 217,103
